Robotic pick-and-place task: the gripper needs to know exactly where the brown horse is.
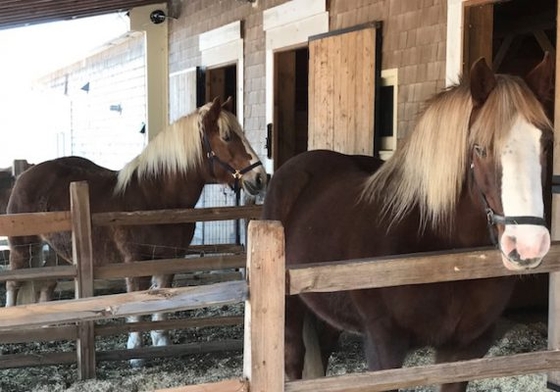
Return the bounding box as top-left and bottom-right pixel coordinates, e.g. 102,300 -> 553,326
6,97 -> 267,365
262,55 -> 553,391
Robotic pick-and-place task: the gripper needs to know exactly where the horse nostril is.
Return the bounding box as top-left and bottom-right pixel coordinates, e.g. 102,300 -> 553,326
507,249 -> 521,263
256,173 -> 263,187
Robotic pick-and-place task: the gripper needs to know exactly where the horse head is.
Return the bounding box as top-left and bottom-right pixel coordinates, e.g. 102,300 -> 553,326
200,97 -> 267,196
469,53 -> 553,271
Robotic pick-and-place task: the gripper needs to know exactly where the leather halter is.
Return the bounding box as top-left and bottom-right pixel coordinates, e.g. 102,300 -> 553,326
470,146 -> 547,245
202,131 -> 263,193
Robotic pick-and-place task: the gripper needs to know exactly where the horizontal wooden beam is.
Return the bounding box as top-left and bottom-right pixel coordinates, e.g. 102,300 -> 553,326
0,315 -> 244,343
288,242 -> 560,295
0,350 -> 76,369
0,264 -> 76,283
0,205 -> 261,237
155,379 -> 248,392
0,211 -> 71,236
95,315 -> 244,337
94,254 -> 246,280
0,340 -> 243,370
285,350 -> 560,392
0,324 -> 77,344
0,280 -> 247,330
92,205 -> 262,227
97,339 -> 243,362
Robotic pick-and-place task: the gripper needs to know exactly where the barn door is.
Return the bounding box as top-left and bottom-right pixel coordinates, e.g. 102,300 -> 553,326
308,23 -> 378,155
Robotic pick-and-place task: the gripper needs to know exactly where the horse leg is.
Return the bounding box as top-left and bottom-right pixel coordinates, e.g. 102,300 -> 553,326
126,275 -> 152,367
6,237 -> 42,306
302,312 -> 341,378
435,326 -> 496,392
149,274 -> 174,347
362,321 -> 409,392
38,245 -> 58,302
285,295 -> 307,380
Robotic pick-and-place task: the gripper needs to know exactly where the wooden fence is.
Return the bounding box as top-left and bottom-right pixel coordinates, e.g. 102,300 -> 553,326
1,181 -> 560,391
158,220 -> 560,392
0,181 -> 261,379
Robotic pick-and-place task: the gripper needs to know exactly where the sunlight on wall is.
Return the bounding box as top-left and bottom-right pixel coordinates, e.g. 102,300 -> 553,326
0,13 -> 129,168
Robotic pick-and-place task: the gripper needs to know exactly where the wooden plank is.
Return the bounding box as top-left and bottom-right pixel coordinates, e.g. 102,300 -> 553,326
0,206 -> 260,237
0,340 -> 244,370
285,350 -> 560,392
462,3 -> 493,75
91,205 -> 262,227
0,211 -> 71,236
96,339 -> 243,362
288,242 -> 560,295
0,316 -> 243,344
69,181 -> 96,380
0,280 -> 248,330
95,316 -> 244,337
0,265 -> 76,282
0,351 -> 76,369
332,32 -> 344,152
0,324 -> 77,343
56,270 -> 243,293
94,254 -> 246,280
361,27 -> 376,155
155,379 -> 248,392
243,221 -> 285,392
308,25 -> 377,155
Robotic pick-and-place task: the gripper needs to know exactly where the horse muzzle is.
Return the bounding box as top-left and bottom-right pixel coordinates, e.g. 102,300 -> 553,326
499,224 -> 550,271
241,165 -> 267,196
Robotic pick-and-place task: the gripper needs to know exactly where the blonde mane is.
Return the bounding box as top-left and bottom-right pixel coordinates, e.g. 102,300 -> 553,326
362,75 -> 551,230
114,102 -> 242,194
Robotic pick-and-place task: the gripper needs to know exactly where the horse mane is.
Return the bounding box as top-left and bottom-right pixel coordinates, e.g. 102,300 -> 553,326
114,102 -> 241,194
362,74 -> 552,230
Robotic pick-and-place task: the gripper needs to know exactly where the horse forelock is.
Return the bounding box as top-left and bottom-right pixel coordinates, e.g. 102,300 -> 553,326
114,109 -> 204,194
362,74 -> 550,231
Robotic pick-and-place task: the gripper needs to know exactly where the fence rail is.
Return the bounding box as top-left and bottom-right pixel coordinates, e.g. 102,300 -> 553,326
1,186 -> 559,391
0,181 -> 261,379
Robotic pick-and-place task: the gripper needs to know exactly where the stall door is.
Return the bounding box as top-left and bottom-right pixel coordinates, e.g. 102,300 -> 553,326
308,24 -> 377,155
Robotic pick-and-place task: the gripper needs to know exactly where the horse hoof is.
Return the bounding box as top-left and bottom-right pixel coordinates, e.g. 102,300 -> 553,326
129,358 -> 145,368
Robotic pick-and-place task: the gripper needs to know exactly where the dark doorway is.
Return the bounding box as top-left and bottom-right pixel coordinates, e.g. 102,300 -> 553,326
272,47 -> 308,170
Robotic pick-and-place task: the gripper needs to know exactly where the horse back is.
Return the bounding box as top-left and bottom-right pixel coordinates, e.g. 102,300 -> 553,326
262,150 -> 383,226
7,156 -> 117,214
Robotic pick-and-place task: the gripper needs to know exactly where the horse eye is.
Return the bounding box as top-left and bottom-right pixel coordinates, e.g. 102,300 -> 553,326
474,145 -> 487,158
222,134 -> 231,142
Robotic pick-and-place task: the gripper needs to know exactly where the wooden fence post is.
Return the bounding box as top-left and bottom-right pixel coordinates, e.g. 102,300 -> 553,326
243,220 -> 285,392
70,181 -> 96,380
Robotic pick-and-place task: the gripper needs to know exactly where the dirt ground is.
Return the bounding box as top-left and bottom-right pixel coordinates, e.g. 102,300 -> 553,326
0,297 -> 552,392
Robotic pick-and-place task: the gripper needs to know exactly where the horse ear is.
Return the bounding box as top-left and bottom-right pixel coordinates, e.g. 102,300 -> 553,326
222,96 -> 233,112
470,57 -> 497,107
207,96 -> 222,123
525,51 -> 555,103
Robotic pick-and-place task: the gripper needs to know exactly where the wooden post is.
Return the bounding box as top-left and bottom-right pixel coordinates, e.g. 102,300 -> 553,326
548,2 -> 560,389
243,220 -> 285,392
70,181 -> 96,380
11,159 -> 29,176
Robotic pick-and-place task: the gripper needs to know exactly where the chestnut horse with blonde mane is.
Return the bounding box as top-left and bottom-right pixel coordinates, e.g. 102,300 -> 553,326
6,98 -> 267,364
262,55 -> 553,391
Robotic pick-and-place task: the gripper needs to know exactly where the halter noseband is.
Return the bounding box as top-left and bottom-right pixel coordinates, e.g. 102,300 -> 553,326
202,132 -> 263,193
470,145 -> 547,246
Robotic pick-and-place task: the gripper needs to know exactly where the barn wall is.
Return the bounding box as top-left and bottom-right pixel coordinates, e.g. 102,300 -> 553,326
36,33 -> 147,170
168,0 -> 447,150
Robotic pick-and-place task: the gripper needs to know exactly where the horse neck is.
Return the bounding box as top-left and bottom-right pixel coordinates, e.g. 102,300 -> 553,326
125,168 -> 207,210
